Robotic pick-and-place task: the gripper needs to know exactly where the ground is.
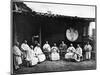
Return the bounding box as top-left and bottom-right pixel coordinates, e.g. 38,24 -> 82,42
14,60 -> 96,74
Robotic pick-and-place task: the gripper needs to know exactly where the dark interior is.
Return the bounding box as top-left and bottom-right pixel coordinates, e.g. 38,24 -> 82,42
13,12 -> 91,48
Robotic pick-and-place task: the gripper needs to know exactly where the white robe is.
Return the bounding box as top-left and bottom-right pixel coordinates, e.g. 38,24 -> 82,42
75,47 -> 83,61
13,46 -> 22,69
84,45 -> 92,51
21,43 -> 30,51
43,44 -> 51,52
50,46 -> 60,60
84,44 -> 92,59
65,46 -> 77,60
21,43 -> 30,59
76,47 -> 82,57
34,46 -> 46,62
26,49 -> 38,66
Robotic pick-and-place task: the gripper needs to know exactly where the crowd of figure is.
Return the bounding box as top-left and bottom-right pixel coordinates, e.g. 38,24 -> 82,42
13,40 -> 92,70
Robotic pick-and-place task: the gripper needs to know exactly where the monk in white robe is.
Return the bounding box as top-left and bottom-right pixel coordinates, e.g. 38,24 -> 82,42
13,42 -> 22,69
84,42 -> 92,60
50,43 -> 60,61
43,41 -> 51,59
43,41 -> 51,52
34,43 -> 46,62
75,44 -> 83,62
65,44 -> 77,60
21,40 -> 30,59
26,45 -> 38,66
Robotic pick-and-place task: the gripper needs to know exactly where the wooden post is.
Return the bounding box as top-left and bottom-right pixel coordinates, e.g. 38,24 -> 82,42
39,25 -> 42,47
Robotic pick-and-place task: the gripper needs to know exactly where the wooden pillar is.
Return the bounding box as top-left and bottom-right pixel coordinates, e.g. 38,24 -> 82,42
83,22 -> 89,37
86,22 -> 90,37
83,26 -> 86,36
39,25 -> 42,47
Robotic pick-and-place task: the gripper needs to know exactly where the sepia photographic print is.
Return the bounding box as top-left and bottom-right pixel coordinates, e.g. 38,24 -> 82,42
11,0 -> 96,74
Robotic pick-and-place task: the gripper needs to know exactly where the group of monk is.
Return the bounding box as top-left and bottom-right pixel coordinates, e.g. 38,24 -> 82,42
13,40 -> 92,70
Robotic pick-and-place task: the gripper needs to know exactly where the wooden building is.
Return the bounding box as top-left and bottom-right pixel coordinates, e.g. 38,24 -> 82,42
12,2 -> 95,48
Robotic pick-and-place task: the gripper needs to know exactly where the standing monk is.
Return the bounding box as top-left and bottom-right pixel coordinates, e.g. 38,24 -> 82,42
21,40 -> 30,60
84,42 -> 92,60
13,42 -> 22,70
43,41 -> 51,60
59,41 -> 67,59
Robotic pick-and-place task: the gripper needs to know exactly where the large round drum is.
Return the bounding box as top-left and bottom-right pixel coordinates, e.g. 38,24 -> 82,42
66,28 -> 78,42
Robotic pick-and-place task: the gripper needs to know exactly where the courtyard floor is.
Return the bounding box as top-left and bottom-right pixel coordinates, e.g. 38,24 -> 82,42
14,59 -> 96,74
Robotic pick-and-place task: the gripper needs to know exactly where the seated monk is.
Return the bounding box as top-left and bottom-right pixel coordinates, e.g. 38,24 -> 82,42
34,43 -> 46,62
26,45 -> 38,66
50,43 -> 60,61
21,40 -> 30,60
75,44 -> 83,62
65,44 -> 77,61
